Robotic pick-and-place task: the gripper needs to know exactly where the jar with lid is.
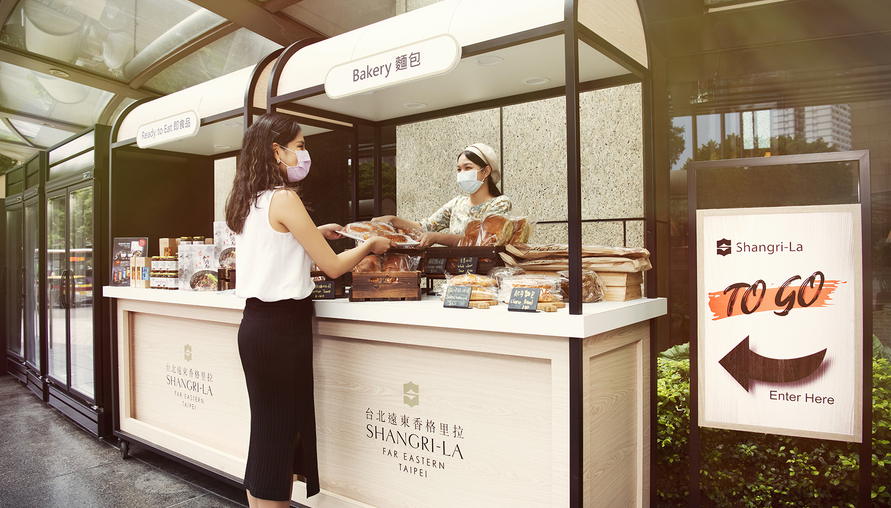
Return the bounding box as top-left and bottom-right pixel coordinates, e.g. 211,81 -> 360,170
180,236 -> 192,246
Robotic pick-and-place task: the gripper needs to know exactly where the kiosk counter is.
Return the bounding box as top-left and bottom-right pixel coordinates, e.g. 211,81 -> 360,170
105,286 -> 664,508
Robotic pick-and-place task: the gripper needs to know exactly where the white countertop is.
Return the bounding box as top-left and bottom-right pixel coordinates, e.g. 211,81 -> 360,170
103,286 -> 666,339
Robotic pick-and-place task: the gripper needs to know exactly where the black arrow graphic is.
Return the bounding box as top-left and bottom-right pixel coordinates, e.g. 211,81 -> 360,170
719,336 -> 827,392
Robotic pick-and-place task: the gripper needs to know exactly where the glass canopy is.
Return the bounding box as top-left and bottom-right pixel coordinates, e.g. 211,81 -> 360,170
0,0 -> 225,81
0,0 -> 412,162
143,28 -> 281,95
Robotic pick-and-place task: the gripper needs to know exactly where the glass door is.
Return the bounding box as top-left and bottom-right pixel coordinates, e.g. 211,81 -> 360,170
46,191 -> 66,385
69,185 -> 94,398
46,182 -> 95,401
24,197 -> 40,371
5,204 -> 23,358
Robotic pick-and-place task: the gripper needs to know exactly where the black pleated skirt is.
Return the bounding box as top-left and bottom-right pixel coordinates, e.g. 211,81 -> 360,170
238,297 -> 320,501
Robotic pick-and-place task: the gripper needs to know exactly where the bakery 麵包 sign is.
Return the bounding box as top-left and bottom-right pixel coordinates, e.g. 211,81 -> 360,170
697,204 -> 862,442
324,34 -> 461,99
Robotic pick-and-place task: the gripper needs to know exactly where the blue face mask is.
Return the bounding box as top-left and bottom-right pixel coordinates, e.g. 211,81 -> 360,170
280,146 -> 311,182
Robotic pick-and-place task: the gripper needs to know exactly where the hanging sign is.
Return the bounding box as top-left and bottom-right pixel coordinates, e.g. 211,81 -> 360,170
697,204 -> 862,442
325,34 -> 461,99
136,110 -> 199,149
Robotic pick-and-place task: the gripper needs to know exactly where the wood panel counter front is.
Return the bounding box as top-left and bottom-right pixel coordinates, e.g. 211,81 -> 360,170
104,287 -> 665,508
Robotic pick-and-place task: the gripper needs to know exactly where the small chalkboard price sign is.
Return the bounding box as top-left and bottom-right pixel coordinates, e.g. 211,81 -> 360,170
312,281 -> 335,300
507,287 -> 541,312
425,257 -> 446,274
455,257 -> 478,274
442,285 -> 472,308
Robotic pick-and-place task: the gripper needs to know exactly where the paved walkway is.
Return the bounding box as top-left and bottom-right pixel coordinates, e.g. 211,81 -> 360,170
0,374 -> 247,508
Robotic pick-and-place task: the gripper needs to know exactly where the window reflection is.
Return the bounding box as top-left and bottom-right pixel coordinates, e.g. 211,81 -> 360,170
0,0 -> 225,81
142,28 -> 281,94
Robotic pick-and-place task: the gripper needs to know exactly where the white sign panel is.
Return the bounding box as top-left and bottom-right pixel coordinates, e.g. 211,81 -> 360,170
325,34 -> 461,99
697,204 -> 862,442
136,110 -> 199,149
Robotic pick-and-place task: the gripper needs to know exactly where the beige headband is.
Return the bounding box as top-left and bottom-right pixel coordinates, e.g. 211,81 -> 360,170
464,143 -> 500,184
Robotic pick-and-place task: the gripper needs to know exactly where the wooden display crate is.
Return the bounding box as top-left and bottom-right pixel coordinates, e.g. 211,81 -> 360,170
349,271 -> 421,301
422,246 -> 505,276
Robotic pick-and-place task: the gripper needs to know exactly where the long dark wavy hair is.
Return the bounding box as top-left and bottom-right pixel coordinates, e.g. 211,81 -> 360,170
226,113 -> 303,233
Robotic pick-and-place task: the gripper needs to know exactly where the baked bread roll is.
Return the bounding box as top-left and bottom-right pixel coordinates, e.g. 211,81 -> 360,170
448,273 -> 497,287
479,214 -> 514,246
508,217 -> 530,244
557,269 -> 605,303
382,233 -> 409,244
352,253 -> 381,273
458,220 -> 482,247
343,221 -> 396,240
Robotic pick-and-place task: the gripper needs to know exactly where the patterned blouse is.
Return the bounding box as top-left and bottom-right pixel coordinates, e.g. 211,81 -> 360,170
419,195 -> 512,235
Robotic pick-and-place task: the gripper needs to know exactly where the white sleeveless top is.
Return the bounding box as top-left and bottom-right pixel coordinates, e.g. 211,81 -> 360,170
235,189 -> 315,302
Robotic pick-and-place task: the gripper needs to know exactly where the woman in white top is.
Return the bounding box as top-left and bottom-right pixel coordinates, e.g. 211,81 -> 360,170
373,143 -> 511,248
225,112 -> 390,508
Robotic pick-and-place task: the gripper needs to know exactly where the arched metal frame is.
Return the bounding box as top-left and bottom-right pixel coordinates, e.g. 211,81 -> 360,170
262,5 -> 656,506
263,0 -> 655,317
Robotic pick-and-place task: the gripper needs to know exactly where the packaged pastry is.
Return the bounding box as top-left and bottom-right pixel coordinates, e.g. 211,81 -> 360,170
479,214 -> 514,246
342,221 -> 396,240
396,226 -> 423,242
508,216 -> 531,244
498,274 -> 563,303
352,253 -> 381,273
457,220 -> 482,247
487,266 -> 526,287
380,252 -> 420,272
557,269 -> 605,303
446,273 -> 497,287
470,287 -> 498,301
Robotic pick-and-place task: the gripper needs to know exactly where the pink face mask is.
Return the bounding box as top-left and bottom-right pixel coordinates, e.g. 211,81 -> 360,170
280,146 -> 312,182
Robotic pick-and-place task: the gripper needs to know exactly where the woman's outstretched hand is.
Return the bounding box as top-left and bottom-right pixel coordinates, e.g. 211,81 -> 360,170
318,223 -> 344,240
365,236 -> 393,255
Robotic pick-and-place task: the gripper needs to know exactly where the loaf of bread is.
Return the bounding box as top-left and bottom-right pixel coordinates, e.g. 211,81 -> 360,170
343,221 -> 396,240
352,253 -> 381,273
479,214 -> 514,246
380,253 -> 420,272
557,269 -> 605,303
457,220 -> 482,247
508,217 -> 530,244
498,274 -> 563,303
448,273 -> 497,287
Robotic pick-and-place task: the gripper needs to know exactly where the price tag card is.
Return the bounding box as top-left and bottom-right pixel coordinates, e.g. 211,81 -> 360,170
507,287 -> 541,312
442,285 -> 472,308
312,280 -> 335,300
455,257 -> 478,274
425,257 -> 446,274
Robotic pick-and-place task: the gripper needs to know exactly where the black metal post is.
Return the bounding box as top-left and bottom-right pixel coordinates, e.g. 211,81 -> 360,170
565,0 -> 582,316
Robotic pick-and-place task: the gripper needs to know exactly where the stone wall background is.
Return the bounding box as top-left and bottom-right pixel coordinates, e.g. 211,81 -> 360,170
395,83 -> 644,248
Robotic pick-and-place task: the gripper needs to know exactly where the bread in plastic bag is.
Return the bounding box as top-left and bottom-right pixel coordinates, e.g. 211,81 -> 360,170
446,273 -> 497,287
498,274 -> 563,303
438,272 -> 499,301
487,266 -> 526,288
380,252 -> 421,272
352,253 -> 381,273
479,214 -> 514,246
457,220 -> 482,247
557,269 -> 605,303
508,216 -> 531,244
342,221 -> 396,240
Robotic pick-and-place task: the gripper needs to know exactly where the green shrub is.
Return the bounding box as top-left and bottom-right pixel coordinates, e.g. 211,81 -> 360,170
656,340 -> 891,507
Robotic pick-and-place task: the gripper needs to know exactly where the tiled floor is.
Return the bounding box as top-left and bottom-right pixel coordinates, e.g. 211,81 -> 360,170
0,374 -> 248,508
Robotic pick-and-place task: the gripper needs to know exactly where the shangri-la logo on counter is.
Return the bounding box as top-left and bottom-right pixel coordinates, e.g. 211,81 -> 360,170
184,344 -> 192,362
404,382 -> 419,407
